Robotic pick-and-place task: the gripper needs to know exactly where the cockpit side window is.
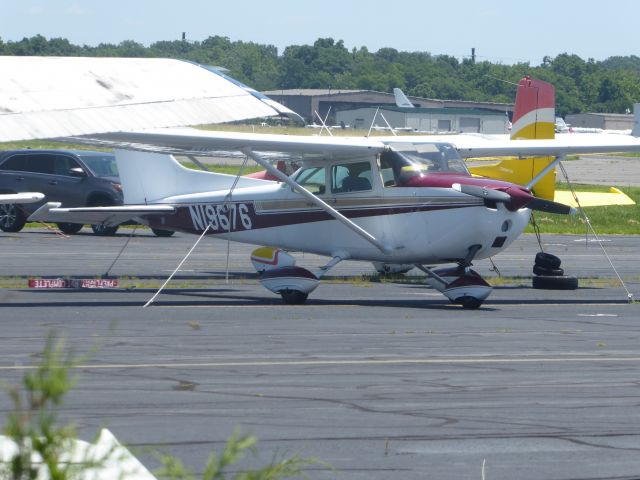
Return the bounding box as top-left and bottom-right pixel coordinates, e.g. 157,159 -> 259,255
294,166 -> 326,195
379,151 -> 406,187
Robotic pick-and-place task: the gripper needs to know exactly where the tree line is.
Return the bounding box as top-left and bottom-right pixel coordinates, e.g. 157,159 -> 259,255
2,34 -> 640,116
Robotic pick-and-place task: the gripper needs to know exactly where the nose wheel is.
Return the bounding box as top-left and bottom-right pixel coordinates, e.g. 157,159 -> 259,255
455,295 -> 484,310
280,289 -> 309,305
416,264 -> 492,309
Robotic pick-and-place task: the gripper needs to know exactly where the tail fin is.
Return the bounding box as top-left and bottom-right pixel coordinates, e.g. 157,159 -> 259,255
469,76 -> 557,200
469,78 -> 635,207
393,88 -> 415,108
510,76 -> 555,140
114,149 -> 270,204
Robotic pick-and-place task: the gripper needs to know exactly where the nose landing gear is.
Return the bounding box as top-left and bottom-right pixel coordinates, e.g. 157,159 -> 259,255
415,244 -> 491,309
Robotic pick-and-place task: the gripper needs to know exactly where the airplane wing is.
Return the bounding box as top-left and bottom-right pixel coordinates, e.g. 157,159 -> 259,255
450,134 -> 640,158
78,128 -> 387,159
28,203 -> 176,226
67,128 -> 640,166
0,56 -> 301,142
0,192 -> 44,204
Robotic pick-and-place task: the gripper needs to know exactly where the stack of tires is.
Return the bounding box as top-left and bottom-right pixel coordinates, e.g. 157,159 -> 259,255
532,252 -> 578,290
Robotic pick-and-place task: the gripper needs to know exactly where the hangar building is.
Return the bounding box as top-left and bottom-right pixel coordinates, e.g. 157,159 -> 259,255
263,89 -> 512,133
565,112 -> 634,131
336,106 -> 510,134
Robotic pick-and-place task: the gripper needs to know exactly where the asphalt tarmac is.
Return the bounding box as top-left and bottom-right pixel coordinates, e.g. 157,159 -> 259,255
1,230 -> 640,479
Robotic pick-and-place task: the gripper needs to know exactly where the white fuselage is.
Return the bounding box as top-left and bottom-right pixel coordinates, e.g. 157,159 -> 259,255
150,181 -> 530,265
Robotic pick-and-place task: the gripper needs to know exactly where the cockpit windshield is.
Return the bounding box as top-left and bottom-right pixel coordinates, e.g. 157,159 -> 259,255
379,143 -> 468,186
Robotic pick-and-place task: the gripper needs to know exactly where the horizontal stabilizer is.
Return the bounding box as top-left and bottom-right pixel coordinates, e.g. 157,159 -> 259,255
0,192 -> 44,204
554,187 -> 636,208
28,202 -> 175,226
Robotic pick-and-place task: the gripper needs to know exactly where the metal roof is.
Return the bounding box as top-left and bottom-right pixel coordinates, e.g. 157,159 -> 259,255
0,57 -> 296,142
350,105 -> 506,116
263,89 -> 365,96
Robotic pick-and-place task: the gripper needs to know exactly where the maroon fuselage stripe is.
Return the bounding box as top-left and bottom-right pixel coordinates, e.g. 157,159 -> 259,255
146,201 -> 480,235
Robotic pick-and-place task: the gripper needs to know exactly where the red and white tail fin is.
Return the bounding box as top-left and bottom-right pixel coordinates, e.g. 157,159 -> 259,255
469,76 -> 557,200
470,77 -> 634,207
510,76 -> 556,140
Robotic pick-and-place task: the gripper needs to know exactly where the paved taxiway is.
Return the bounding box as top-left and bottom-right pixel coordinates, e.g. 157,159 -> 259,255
1,230 -> 640,479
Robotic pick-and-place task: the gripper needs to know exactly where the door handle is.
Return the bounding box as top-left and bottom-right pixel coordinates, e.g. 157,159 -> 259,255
48,180 -> 58,185
15,177 -> 24,181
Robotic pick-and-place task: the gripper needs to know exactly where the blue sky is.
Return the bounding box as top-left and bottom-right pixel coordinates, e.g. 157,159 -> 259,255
1,0 -> 638,65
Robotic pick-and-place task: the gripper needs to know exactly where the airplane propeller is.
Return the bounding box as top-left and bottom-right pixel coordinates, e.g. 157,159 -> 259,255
526,198 -> 576,215
452,183 -> 512,203
452,183 -> 576,215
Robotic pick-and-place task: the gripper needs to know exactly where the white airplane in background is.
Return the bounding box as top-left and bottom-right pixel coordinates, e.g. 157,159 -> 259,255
393,88 -> 415,108
4,56 -> 640,309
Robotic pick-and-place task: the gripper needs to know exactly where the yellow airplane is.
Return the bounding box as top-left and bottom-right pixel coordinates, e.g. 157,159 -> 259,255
468,76 -> 635,208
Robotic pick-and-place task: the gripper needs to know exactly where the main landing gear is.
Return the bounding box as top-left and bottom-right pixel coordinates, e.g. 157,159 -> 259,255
250,247 -> 343,305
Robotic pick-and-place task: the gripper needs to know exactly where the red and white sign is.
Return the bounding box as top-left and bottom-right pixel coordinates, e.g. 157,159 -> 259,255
28,278 -> 119,289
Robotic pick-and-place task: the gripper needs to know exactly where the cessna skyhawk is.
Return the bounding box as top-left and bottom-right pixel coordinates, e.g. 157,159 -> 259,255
3,56 -> 640,308
29,126 -> 640,308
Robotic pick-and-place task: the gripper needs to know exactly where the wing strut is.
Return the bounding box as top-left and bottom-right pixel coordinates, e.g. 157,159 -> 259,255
242,148 -> 392,255
525,155 -> 563,190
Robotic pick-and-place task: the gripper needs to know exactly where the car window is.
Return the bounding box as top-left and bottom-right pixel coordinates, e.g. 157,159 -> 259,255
53,155 -> 82,176
79,155 -> 118,177
0,155 -> 29,172
24,154 -> 55,174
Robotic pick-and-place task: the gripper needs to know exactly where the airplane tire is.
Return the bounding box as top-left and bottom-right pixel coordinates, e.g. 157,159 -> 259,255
57,223 -> 83,234
533,264 -> 564,276
280,289 -> 308,305
532,275 -> 578,290
152,228 -> 175,237
535,252 -> 561,269
457,296 -> 483,310
91,224 -> 119,236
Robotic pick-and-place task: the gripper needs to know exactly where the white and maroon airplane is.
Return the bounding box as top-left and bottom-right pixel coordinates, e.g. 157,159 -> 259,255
3,56 -> 640,308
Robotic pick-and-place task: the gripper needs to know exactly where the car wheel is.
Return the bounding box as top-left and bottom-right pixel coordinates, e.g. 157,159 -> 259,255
151,228 -> 175,237
532,275 -> 578,290
91,224 -> 119,236
0,204 -> 26,232
57,223 -> 83,234
88,196 -> 120,236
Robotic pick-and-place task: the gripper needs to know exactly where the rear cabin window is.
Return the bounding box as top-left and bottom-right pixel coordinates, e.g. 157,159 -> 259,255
331,161 -> 372,193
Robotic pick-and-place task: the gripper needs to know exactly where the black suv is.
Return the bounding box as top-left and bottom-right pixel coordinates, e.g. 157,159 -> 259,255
0,149 -> 124,235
